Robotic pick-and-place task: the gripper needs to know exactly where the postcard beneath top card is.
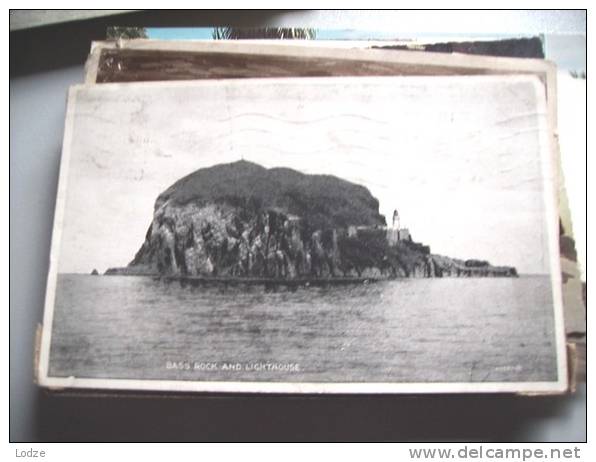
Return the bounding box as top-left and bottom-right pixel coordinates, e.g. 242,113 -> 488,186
38,75 -> 567,394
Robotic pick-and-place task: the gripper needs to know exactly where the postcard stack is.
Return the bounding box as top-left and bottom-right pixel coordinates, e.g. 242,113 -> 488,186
35,37 -> 585,395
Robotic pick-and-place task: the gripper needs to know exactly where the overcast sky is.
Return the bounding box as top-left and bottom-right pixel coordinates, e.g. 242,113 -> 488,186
57,75 -> 554,274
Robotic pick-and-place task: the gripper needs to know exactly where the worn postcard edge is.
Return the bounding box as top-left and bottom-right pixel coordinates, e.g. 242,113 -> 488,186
83,40 -> 557,114
37,75 -> 567,395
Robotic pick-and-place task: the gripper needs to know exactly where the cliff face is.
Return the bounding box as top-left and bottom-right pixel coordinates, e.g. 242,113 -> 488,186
106,161 -> 517,279
126,201 -> 346,278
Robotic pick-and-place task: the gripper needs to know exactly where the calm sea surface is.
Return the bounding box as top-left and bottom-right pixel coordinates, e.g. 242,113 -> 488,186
48,274 -> 557,383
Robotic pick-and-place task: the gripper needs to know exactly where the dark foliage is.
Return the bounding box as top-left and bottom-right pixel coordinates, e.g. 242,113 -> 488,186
212,27 -> 316,40
106,26 -> 148,39
156,160 -> 386,231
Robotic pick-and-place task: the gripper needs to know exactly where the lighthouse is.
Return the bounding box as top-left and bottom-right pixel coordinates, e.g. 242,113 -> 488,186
387,208 -> 411,245
392,209 -> 400,230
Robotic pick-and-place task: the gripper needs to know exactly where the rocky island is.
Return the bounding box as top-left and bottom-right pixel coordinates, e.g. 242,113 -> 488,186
105,161 -> 517,280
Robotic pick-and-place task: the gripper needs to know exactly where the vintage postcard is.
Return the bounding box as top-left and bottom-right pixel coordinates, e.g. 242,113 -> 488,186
38,75 -> 566,393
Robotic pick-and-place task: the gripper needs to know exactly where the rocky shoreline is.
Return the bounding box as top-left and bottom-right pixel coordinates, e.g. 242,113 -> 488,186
105,161 -> 517,279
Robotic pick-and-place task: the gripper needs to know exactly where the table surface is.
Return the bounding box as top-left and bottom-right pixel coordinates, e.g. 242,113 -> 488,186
9,10 -> 586,442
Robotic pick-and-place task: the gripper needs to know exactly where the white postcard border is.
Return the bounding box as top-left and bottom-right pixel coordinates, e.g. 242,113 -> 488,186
37,75 -> 568,395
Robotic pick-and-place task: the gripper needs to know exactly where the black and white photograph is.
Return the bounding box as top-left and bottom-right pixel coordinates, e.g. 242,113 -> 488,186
37,74 -> 566,393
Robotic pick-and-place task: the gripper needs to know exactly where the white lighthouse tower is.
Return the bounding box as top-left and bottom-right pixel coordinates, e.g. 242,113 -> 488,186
387,208 -> 411,244
392,209 -> 400,230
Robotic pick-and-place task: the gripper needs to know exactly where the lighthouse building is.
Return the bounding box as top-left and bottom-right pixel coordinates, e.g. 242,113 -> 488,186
386,209 -> 411,245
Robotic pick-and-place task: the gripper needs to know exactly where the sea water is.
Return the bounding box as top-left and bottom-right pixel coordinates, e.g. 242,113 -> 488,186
48,274 -> 557,383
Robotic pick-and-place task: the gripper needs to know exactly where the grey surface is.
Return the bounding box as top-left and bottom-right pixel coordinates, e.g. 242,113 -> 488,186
9,10 -> 134,31
10,66 -> 84,442
9,10 -> 586,442
270,10 -> 587,35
